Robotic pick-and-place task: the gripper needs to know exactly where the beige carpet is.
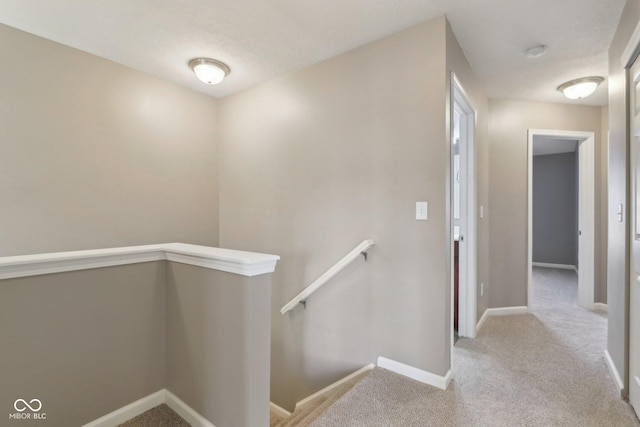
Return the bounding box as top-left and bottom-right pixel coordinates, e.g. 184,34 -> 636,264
117,403 -> 190,427
308,267 -> 639,426
271,411 -> 285,426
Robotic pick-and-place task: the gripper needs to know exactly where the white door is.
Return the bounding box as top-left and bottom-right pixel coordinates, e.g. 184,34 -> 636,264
451,75 -> 476,339
456,102 -> 469,336
630,57 -> 640,414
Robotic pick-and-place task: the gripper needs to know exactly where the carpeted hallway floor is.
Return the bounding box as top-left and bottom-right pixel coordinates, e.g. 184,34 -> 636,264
309,267 -> 640,426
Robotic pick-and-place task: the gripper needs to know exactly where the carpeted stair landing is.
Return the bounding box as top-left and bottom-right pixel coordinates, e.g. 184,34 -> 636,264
117,403 -> 190,427
272,367 -> 472,427
272,367 -> 458,426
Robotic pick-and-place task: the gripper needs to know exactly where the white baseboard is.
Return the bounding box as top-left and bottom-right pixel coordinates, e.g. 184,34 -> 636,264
532,262 -> 578,273
476,306 -> 529,333
604,349 -> 624,392
485,306 -> 529,316
593,303 -> 608,312
83,390 -> 166,427
294,363 -> 376,411
377,356 -> 452,390
270,402 -> 292,419
83,389 -> 215,427
476,309 -> 490,334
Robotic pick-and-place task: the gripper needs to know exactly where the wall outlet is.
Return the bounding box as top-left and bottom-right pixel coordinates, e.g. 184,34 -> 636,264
416,202 -> 428,220
480,282 -> 484,297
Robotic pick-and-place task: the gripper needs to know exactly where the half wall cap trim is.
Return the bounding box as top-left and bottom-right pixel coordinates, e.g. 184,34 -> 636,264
0,243 -> 280,280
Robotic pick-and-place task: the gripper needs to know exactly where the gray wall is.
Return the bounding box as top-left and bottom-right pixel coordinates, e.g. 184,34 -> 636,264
607,0 -> 640,394
0,23 -> 219,256
218,17 -> 449,409
166,263 -> 271,427
217,16 -> 488,410
532,153 -> 578,266
1,261 -> 273,427
0,263 -> 166,426
488,100 -> 606,308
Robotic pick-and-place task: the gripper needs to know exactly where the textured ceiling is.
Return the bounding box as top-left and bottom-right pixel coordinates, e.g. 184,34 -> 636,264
0,0 -> 626,105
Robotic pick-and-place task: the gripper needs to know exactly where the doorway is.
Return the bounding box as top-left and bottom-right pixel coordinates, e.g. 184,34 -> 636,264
527,129 -> 595,310
629,55 -> 640,414
451,74 -> 477,340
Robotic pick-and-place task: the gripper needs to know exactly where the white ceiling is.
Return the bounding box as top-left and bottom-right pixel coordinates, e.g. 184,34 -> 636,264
0,0 -> 626,104
533,137 -> 578,156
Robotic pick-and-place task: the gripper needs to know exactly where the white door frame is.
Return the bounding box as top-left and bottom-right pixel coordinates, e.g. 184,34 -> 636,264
451,73 -> 477,339
527,129 -> 595,310
622,19 -> 640,405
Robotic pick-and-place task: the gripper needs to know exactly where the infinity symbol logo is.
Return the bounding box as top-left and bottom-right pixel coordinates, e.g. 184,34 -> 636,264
14,399 -> 42,412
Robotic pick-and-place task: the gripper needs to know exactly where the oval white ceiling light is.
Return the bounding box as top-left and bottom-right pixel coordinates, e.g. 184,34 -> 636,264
557,77 -> 604,99
189,58 -> 230,85
525,45 -> 547,59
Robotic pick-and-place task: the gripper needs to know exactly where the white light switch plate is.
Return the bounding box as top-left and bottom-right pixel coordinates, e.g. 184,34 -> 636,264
416,202 -> 428,220
619,203 -> 624,223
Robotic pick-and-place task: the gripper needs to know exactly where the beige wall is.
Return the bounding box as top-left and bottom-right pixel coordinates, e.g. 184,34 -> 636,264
218,17 -> 452,409
0,23 -> 219,256
445,21 -> 491,322
488,100 -> 606,308
1,261 -> 273,426
217,16 -> 489,409
0,263 -> 166,426
607,0 -> 640,394
166,263 -> 271,427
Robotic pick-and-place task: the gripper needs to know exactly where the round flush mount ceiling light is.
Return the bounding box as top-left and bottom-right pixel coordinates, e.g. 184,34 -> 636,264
189,58 -> 230,85
557,76 -> 604,99
525,45 -> 547,59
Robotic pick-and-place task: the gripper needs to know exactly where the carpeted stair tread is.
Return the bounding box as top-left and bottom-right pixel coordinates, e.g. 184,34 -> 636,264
295,381 -> 358,427
117,403 -> 190,427
275,396 -> 329,427
270,410 -> 285,426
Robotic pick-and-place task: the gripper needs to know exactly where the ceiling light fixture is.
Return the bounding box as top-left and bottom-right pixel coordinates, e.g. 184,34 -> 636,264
189,58 -> 230,85
557,77 -> 604,99
525,45 -> 547,59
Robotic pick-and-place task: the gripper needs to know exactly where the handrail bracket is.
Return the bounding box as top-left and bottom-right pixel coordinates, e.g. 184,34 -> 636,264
280,239 -> 375,314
